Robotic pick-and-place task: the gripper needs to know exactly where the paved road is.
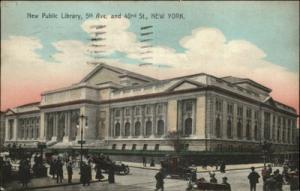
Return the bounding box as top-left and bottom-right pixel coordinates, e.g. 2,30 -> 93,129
39,167 -> 290,191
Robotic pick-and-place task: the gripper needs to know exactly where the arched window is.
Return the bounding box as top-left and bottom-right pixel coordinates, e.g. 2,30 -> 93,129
124,122 -> 130,136
115,122 -> 120,137
237,121 -> 243,139
146,121 -> 152,136
246,123 -> 251,140
215,117 -> 221,138
135,121 -> 141,136
227,119 -> 232,138
184,118 -> 192,136
157,120 -> 164,136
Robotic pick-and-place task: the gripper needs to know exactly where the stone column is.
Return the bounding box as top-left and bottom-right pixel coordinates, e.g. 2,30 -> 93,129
273,115 -> 277,143
5,119 -> 9,141
242,106 -> 247,140
260,111 -> 264,141
270,113 -> 273,142
63,112 -> 70,142
41,113 -> 46,141
196,96 -> 206,139
222,100 -> 227,139
232,103 -> 238,139
13,118 -> 18,141
251,110 -> 255,141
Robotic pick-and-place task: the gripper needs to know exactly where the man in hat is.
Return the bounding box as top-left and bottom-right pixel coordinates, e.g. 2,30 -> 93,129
209,172 -> 217,183
222,177 -> 231,191
155,169 -> 165,191
248,167 -> 260,191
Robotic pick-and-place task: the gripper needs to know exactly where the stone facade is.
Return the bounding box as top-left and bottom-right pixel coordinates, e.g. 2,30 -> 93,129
4,63 -> 298,152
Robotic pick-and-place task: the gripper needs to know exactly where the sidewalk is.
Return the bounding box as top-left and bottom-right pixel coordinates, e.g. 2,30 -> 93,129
124,161 -> 265,173
4,167 -> 107,191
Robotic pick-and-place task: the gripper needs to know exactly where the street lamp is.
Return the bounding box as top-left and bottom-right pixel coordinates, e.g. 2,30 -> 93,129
76,114 -> 88,172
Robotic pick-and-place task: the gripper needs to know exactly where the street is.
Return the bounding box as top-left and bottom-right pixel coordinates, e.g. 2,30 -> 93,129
39,166 -> 290,191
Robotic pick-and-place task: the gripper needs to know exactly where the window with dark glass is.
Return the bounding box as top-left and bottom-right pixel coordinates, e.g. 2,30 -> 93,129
237,120 -> 243,139
237,106 -> 243,117
216,100 -> 222,112
112,144 -> 116,150
154,144 -> 159,151
157,120 -> 164,135
185,102 -> 193,112
227,119 -> 232,138
184,118 -> 192,136
125,122 -> 130,136
215,117 -> 221,138
227,104 -> 233,115
143,144 -> 148,151
125,108 -> 130,116
246,109 -> 252,118
157,104 -> 163,114
246,121 -> 251,140
145,121 -> 152,136
122,144 -> 126,150
134,121 -> 141,136
132,144 -> 136,151
115,109 -> 121,117
115,122 -> 120,137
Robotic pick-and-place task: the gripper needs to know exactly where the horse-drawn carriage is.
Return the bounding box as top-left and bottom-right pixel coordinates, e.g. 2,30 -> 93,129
161,156 -> 196,180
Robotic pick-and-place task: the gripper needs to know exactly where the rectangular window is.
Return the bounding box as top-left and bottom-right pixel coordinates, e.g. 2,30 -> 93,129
122,144 -> 126,150
9,119 -> 14,140
115,109 -> 121,117
143,144 -> 148,151
185,101 -> 193,112
112,144 -> 116,150
237,106 -> 243,117
154,144 -> 159,151
125,108 -> 130,116
135,107 -> 140,115
227,104 -> 233,115
146,106 -> 151,115
254,111 -> 259,120
246,109 -> 252,118
132,144 -> 137,151
215,100 -> 222,112
157,105 -> 163,114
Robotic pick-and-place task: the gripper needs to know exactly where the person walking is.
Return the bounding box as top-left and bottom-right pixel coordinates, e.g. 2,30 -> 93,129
86,161 -> 92,186
209,172 -> 217,183
81,162 -> 88,186
220,161 -> 226,173
108,164 -> 115,184
155,169 -> 165,191
274,169 -> 283,191
56,158 -> 63,183
19,159 -> 31,188
66,161 -> 73,183
222,177 -> 231,191
142,156 -> 147,167
150,158 -> 155,167
248,167 -> 260,191
95,162 -> 103,181
49,159 -> 55,179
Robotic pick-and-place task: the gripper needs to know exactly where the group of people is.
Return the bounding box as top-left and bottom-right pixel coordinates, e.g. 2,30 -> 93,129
18,158 -> 31,188
0,157 -> 12,185
49,157 -> 64,183
142,156 -> 155,167
248,164 -> 299,191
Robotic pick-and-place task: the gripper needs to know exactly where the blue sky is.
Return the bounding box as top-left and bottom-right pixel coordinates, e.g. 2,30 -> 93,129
1,1 -> 299,71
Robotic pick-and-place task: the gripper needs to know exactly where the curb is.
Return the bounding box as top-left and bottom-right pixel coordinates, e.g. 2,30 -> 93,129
128,165 -> 265,173
12,179 -> 108,191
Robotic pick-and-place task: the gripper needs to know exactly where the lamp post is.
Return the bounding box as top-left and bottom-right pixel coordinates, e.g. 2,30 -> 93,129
76,114 -> 88,172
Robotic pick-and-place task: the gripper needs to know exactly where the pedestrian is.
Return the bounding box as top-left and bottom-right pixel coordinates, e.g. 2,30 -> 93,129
220,161 -> 226,173
248,167 -> 260,191
49,159 -> 56,179
222,177 -> 231,191
81,162 -> 88,186
95,162 -> 104,181
108,164 -> 115,184
150,158 -> 155,167
86,161 -> 92,186
273,169 -> 283,191
266,164 -> 272,175
142,156 -> 147,167
66,161 -> 73,183
261,166 -> 268,182
19,159 -> 30,188
155,169 -> 165,191
209,172 -> 217,183
56,158 -> 63,183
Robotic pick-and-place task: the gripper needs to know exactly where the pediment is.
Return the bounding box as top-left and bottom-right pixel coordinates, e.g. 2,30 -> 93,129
264,97 -> 277,107
6,109 -> 16,116
166,79 -> 204,92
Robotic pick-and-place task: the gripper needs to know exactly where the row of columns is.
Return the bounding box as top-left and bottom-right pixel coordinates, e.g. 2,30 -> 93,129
209,96 -> 295,144
110,104 -> 167,138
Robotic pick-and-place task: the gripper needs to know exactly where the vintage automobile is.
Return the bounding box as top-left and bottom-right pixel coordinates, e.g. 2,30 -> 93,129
97,159 -> 130,175
161,156 -> 197,180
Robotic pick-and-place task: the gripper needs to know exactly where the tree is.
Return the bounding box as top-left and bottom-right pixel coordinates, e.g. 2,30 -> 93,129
165,130 -> 186,154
